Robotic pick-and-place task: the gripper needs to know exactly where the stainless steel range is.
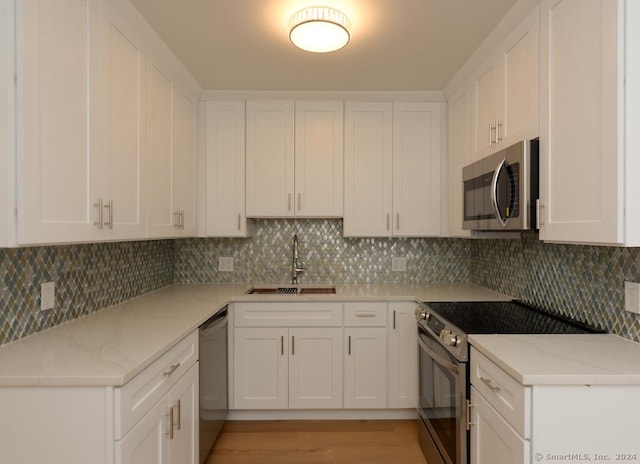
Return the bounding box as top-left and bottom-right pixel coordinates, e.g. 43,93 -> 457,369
414,300 -> 604,464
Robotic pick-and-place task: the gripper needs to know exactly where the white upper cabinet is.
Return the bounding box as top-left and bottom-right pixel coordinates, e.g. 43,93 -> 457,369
11,0 -> 200,245
0,0 -> 15,246
101,3 -> 146,240
17,0 -> 102,244
245,100 -> 343,218
204,101 -> 250,237
447,85 -> 473,238
471,6 -> 538,161
539,0 -> 640,245
245,100 -> 295,217
393,101 -> 442,236
344,102 -> 393,236
294,101 -> 344,217
18,0 -> 149,244
146,53 -> 198,238
344,101 -> 443,237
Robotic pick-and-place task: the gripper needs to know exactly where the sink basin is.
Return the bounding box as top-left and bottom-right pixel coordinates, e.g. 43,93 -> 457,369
246,286 -> 336,295
298,287 -> 336,295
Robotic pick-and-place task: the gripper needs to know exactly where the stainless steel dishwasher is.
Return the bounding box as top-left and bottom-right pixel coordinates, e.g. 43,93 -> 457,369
199,305 -> 228,463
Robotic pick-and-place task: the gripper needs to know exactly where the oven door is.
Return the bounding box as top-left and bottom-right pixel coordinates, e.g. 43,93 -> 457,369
417,327 -> 467,464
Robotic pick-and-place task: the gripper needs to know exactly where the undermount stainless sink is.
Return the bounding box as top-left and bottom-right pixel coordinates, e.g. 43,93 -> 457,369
246,286 -> 336,295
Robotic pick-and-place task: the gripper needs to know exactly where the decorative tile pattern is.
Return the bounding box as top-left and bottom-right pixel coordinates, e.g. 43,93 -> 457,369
175,219 -> 472,285
0,241 -> 174,346
471,231 -> 640,341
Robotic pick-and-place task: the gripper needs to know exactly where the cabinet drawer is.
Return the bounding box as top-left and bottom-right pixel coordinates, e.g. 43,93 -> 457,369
115,330 -> 199,440
233,302 -> 343,327
344,302 -> 387,327
470,347 -> 531,438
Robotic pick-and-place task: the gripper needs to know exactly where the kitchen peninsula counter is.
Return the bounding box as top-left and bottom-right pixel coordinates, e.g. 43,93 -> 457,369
470,333 -> 640,385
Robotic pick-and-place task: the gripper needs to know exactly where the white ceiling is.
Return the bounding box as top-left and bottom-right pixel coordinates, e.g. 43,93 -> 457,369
129,0 -> 519,91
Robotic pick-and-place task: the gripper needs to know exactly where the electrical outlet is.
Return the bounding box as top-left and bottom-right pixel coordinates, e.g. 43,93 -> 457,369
218,257 -> 234,272
625,281 -> 640,314
41,281 -> 55,311
391,257 -> 407,272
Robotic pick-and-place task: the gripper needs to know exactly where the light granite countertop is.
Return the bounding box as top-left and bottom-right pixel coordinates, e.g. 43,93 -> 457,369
0,283 -> 508,387
470,334 -> 640,385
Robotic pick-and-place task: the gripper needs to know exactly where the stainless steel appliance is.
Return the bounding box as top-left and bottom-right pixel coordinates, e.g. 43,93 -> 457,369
415,300 -> 604,464
462,139 -> 539,231
199,306 -> 229,463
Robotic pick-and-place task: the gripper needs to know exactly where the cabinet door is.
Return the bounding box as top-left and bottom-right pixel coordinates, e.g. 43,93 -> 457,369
472,56 -> 504,161
447,85 -> 473,237
116,396 -> 169,464
172,87 -> 198,236
294,101 -> 344,217
392,102 -> 442,237
289,327 -> 343,409
102,5 -> 146,239
246,101 -> 295,217
168,364 -> 198,464
0,0 -> 15,246
233,327 -> 288,409
470,387 -> 529,464
17,0 -> 101,244
502,7 -> 538,148
146,58 -> 175,236
388,303 -> 418,409
344,101 -> 393,237
539,0 -> 621,244
205,101 -> 248,237
344,327 -> 387,409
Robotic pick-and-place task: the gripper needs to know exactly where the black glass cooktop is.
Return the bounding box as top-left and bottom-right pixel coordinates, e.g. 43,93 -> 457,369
423,301 -> 605,335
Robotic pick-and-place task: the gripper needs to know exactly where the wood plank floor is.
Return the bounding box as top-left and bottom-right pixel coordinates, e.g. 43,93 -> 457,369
205,420 -> 429,464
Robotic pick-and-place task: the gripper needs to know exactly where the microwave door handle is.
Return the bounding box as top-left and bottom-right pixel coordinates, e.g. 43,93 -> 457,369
490,158 -> 509,227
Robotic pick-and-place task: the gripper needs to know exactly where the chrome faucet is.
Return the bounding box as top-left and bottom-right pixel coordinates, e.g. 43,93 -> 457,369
291,234 -> 304,285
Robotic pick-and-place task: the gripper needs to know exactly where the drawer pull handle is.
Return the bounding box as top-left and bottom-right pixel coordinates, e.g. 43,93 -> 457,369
163,363 -> 181,377
480,376 -> 501,393
355,312 -> 376,318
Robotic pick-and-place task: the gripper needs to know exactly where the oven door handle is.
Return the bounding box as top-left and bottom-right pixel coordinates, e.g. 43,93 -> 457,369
418,334 -> 460,375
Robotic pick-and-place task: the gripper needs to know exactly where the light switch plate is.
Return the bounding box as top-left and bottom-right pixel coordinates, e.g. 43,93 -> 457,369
219,257 -> 234,272
41,281 -> 55,311
391,257 -> 407,272
624,281 -> 640,314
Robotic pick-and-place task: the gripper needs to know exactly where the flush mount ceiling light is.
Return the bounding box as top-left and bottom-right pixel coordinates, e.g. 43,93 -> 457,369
289,6 -> 351,53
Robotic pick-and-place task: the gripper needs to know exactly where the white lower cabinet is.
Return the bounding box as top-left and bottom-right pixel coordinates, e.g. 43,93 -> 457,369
116,333 -> 199,464
231,301 -> 418,414
233,327 -> 288,409
470,386 -> 529,464
233,326 -> 343,409
470,345 -> 640,464
117,364 -> 198,464
344,327 -> 387,408
289,327 -> 343,409
387,302 -> 418,408
0,330 -> 199,464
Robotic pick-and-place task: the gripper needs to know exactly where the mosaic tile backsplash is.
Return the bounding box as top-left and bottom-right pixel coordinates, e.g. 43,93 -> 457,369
471,231 -> 640,341
0,240 -> 174,345
174,219 -> 471,285
3,220 -> 640,346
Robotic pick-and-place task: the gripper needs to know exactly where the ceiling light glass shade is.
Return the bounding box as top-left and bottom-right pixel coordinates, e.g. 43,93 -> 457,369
289,7 -> 351,53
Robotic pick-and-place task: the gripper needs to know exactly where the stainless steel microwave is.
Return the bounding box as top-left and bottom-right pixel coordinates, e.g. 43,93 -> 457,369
462,139 -> 539,231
